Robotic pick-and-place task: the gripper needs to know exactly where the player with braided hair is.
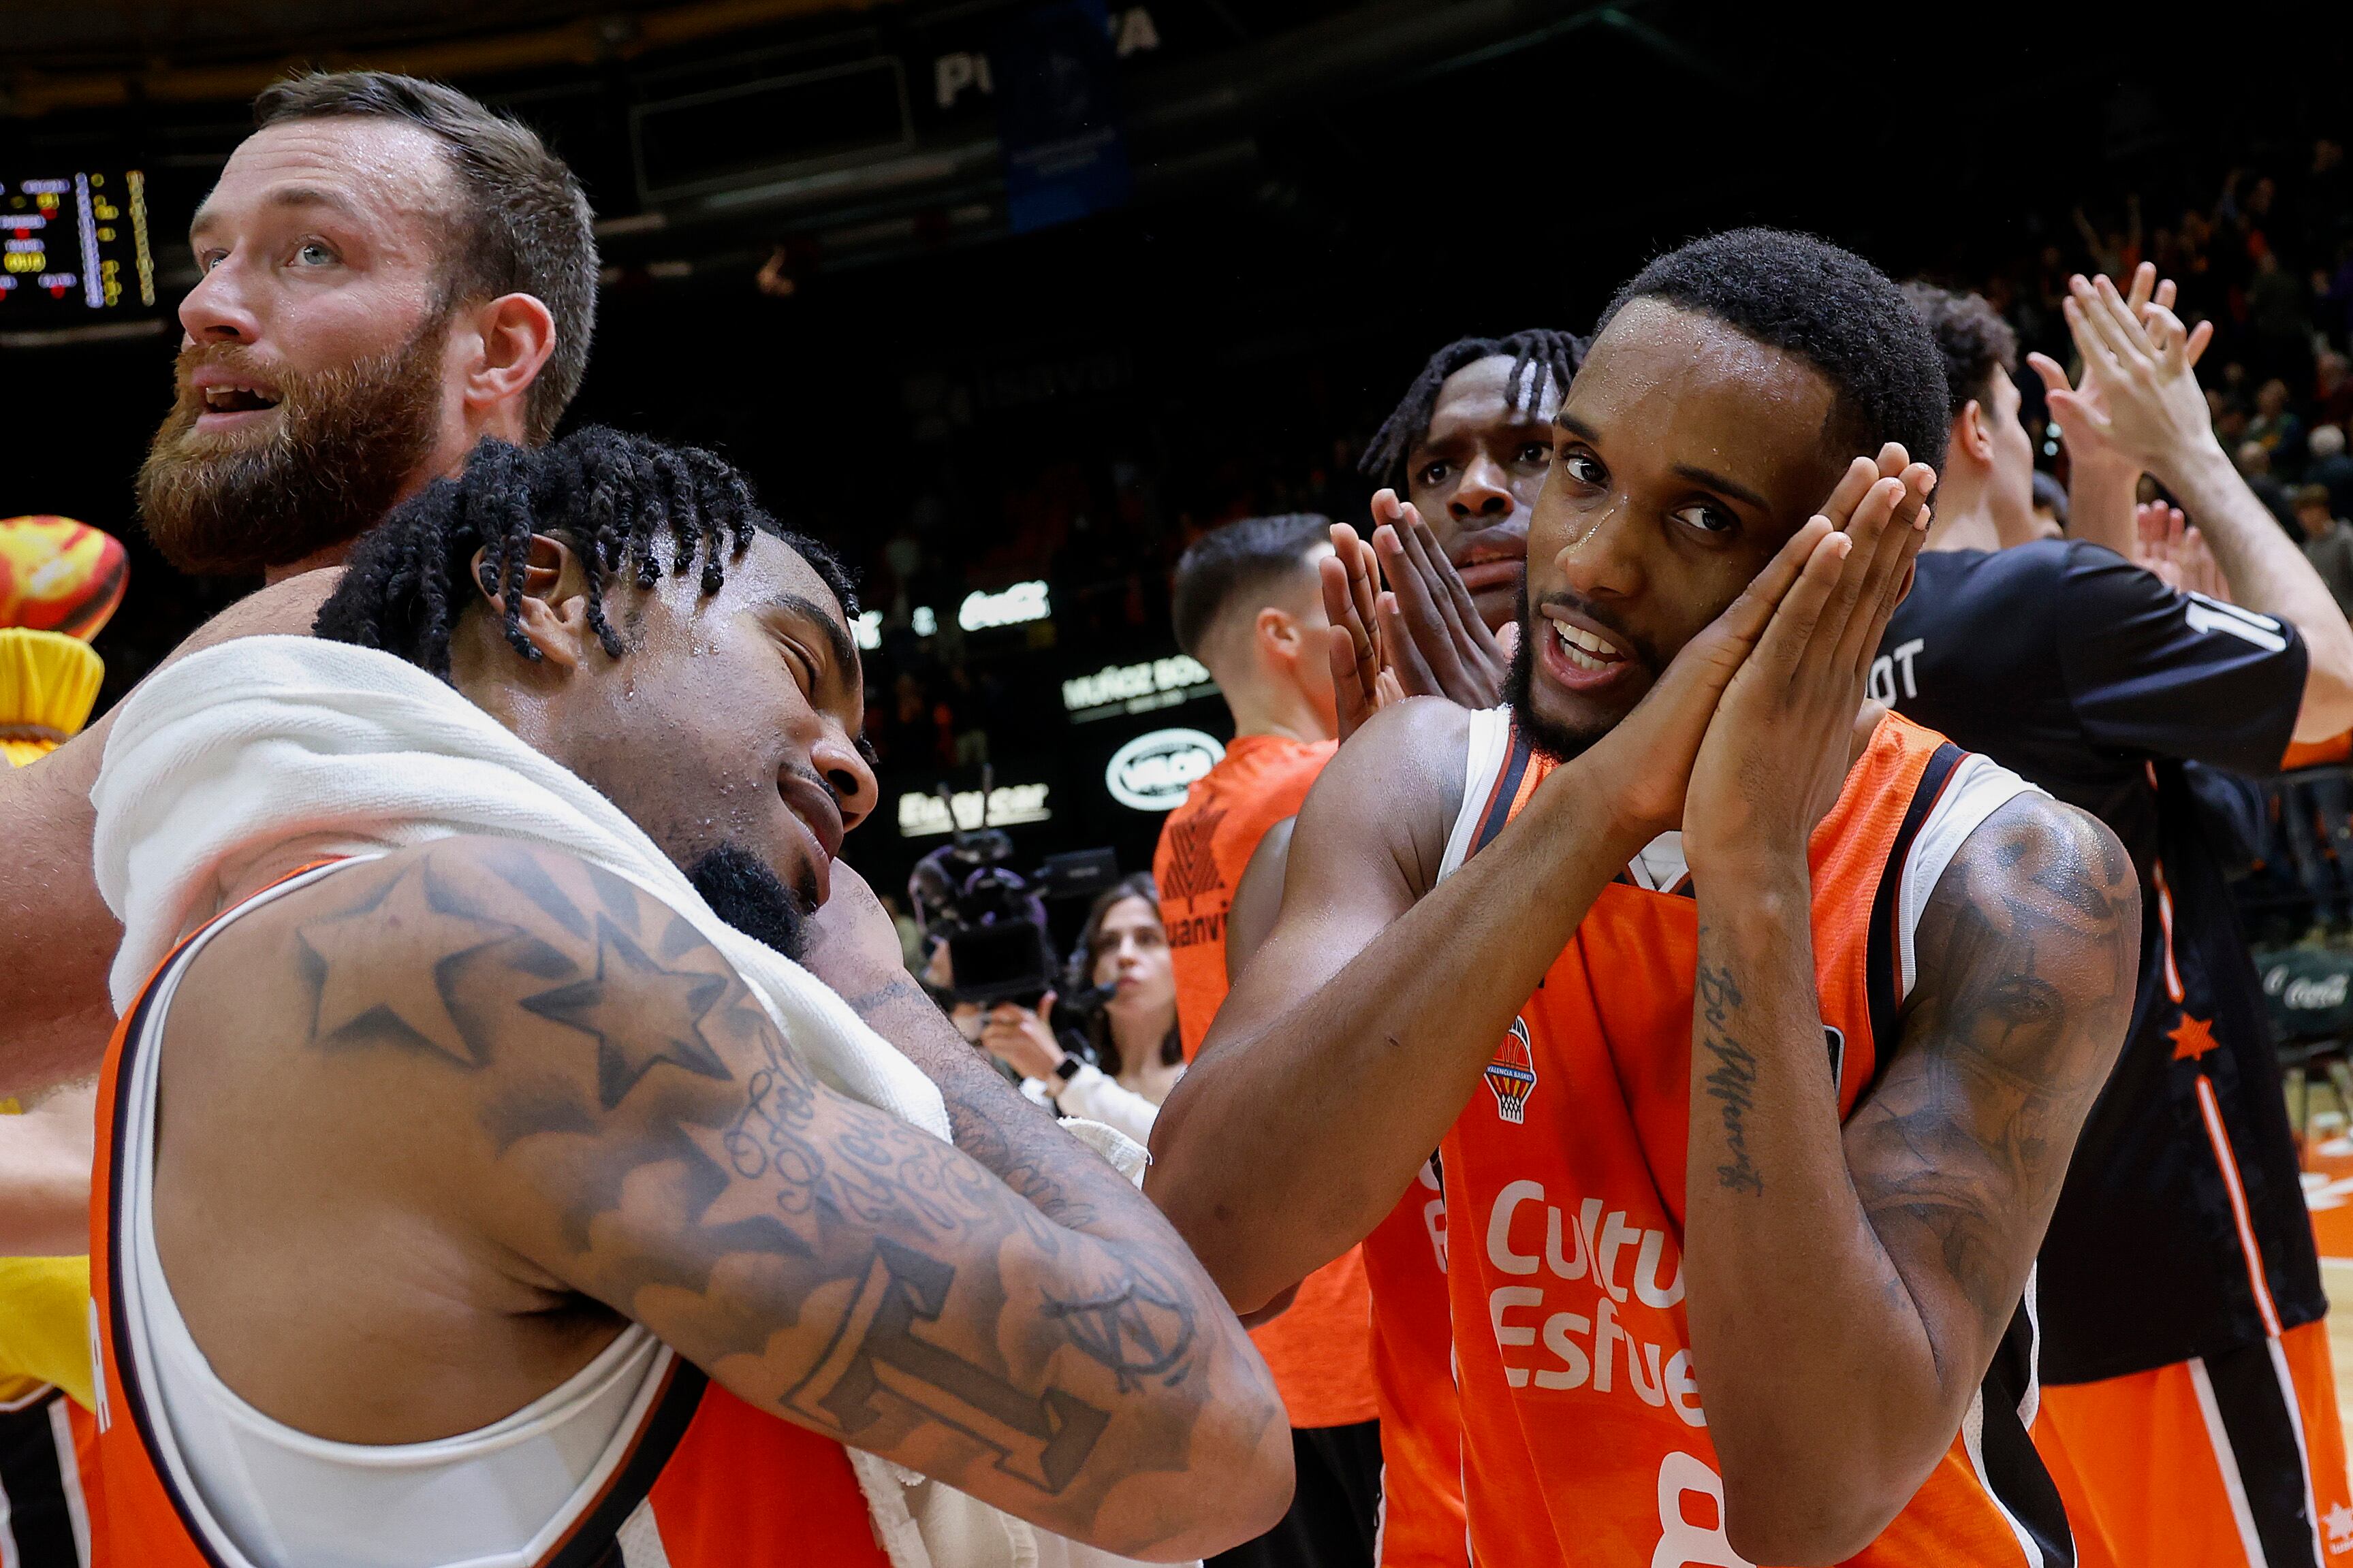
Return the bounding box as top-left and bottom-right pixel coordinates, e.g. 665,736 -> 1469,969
74,428 -> 1294,1567
1325,330 -> 1586,734
317,426 -> 857,682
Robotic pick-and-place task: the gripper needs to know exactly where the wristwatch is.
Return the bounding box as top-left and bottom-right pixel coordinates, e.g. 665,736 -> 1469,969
1052,1055 -> 1083,1083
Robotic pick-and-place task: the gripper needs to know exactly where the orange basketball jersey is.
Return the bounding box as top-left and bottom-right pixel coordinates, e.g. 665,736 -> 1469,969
1437,707 -> 2074,1568
84,861 -> 891,1568
1157,732 -> 1337,1063
1359,1159 -> 1466,1568
1155,733 -> 1383,1435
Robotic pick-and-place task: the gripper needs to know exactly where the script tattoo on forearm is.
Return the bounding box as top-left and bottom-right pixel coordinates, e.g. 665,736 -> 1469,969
1846,800 -> 2137,1345
284,842 -> 1242,1518
830,967 -> 1108,1234
1694,953 -> 1764,1194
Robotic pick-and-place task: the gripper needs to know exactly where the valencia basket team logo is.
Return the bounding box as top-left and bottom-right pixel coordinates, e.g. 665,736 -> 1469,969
1485,1016 -> 1537,1124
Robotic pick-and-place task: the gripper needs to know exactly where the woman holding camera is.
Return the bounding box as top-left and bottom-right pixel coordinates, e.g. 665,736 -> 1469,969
981,873 -> 1183,1144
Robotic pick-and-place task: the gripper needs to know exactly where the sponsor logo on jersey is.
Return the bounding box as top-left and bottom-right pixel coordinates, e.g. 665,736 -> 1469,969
1481,1179 -> 1700,1427
1485,1017 -> 1537,1123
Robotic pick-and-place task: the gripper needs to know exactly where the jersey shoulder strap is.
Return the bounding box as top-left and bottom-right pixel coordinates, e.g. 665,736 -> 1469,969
1438,707 -> 1545,882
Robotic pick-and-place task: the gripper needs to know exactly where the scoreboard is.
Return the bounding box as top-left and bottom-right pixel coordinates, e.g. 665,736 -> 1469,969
0,171 -> 157,321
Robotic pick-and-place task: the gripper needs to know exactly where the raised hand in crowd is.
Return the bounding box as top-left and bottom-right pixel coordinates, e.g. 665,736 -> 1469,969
2135,500 -> 2231,602
2058,271 -> 2353,740
2027,260 -> 2212,556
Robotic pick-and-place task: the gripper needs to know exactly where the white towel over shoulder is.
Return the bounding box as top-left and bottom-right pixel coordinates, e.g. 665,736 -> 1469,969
89,634 -> 1170,1568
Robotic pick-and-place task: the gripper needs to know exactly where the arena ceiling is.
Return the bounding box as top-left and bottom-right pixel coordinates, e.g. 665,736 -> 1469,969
0,0 -> 880,113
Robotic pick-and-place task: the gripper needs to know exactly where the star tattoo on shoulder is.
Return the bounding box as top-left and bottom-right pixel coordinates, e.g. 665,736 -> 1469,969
523,914 -> 733,1108
296,862 -> 530,1066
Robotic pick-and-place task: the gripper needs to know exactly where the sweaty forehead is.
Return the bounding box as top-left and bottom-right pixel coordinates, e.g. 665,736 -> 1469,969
1567,299 -> 1845,516
198,118 -> 459,240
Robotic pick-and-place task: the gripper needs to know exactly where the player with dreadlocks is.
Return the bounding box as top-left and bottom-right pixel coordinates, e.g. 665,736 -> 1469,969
1323,330 -> 1585,736
319,425 -> 855,683
80,426 -> 1293,1566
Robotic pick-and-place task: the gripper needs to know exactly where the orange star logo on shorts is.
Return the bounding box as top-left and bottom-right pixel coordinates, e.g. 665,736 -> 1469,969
2167,1011 -> 2219,1062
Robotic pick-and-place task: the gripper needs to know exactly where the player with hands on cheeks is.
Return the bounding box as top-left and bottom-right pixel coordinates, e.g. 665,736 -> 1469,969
1153,230 -> 2137,1568
1683,452 -> 1936,879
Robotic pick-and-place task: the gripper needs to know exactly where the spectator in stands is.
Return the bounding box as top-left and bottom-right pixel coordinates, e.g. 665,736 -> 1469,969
2300,483 -> 2353,619
2031,470 -> 2069,537
2317,348 -> 2353,427
2247,376 -> 2307,472
2308,421 -> 2353,517
2239,438 -> 2302,533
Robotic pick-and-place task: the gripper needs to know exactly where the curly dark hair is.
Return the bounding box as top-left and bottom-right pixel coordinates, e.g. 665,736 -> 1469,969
1597,229 -> 1950,472
1360,328 -> 1588,490
1900,282 -> 2020,422
313,426 -> 857,679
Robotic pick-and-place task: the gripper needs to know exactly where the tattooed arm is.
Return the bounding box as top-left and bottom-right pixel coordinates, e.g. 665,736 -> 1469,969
259,839 -> 1291,1560
800,858 -> 1159,1241
1682,798 -> 2136,1563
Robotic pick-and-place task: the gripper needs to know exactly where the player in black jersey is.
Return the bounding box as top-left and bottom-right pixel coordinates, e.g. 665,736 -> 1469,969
1891,274 -> 2353,1568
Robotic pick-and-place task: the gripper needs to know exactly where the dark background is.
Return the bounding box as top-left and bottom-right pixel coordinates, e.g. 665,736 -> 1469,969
5,0 -> 2351,897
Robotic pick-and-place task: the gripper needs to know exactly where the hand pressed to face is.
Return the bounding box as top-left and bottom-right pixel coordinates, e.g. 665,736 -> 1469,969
1681,451 -> 1933,874
1319,523 -> 1405,742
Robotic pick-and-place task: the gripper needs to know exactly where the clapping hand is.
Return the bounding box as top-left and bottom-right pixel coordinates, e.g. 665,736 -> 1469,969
2028,267 -> 2216,482
2136,500 -> 2230,601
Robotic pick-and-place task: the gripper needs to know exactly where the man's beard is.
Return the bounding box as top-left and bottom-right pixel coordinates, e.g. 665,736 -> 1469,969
1501,586 -> 1662,765
136,319 -> 447,575
687,842 -> 818,962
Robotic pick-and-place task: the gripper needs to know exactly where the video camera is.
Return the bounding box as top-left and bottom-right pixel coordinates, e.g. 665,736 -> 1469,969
909,773 -> 1120,1011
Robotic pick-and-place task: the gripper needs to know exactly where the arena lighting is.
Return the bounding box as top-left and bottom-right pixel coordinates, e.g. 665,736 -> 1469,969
911,605 -> 938,637
958,580 -> 1051,631
853,609 -> 881,650
898,783 -> 1052,837
1105,728 -> 1223,812
1062,654 -> 1217,723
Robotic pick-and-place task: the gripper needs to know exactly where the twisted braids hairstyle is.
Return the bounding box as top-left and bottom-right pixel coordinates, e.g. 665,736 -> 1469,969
1359,328 -> 1588,489
314,426 -> 857,679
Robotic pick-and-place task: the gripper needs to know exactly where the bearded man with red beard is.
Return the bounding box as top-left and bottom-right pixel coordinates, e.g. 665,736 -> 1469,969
0,69 -> 597,1093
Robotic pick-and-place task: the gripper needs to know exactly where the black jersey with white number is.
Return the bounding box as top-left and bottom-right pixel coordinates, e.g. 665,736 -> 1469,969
1884,540 -> 2323,1383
